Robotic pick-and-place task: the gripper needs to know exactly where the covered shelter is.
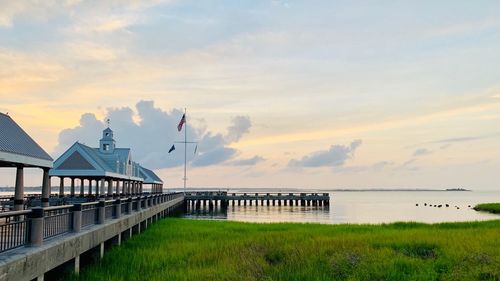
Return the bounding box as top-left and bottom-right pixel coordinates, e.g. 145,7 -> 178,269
49,126 -> 158,204
0,113 -> 53,210
138,165 -> 164,194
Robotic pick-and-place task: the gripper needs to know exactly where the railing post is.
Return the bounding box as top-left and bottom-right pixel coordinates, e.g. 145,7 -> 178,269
29,207 -> 44,247
115,199 -> 121,218
73,204 -> 82,233
98,200 -> 105,224
127,198 -> 132,214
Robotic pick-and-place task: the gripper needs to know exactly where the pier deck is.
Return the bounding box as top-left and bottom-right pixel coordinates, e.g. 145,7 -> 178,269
185,191 -> 330,208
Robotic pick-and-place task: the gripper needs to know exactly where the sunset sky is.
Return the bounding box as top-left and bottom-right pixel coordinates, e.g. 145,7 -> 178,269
1,1 -> 499,190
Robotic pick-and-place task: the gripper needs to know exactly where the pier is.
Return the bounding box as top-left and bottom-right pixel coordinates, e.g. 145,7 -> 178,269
0,113 -> 333,280
185,191 -> 330,209
0,192 -> 184,281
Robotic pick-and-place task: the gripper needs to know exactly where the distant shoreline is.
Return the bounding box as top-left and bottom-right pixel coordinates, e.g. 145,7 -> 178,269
169,187 -> 472,192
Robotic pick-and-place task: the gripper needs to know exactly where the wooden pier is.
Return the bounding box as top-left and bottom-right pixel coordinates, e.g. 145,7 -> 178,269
185,192 -> 330,208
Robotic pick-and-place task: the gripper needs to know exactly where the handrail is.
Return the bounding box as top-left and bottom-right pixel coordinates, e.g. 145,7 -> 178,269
43,205 -> 74,212
81,201 -> 99,207
0,192 -> 182,218
0,209 -> 31,218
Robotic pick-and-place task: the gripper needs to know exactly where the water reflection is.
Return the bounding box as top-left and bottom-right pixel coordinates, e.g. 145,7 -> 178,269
183,203 -> 331,223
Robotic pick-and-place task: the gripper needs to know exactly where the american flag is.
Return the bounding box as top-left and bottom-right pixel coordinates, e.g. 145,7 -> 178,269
177,114 -> 185,132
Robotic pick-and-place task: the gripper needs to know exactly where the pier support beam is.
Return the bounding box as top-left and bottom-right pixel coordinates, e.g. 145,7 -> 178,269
80,179 -> 84,197
95,180 -> 99,197
88,180 -> 92,196
107,179 -> 113,197
100,179 -> 105,197
74,255 -> 80,275
14,166 -> 24,211
100,243 -> 105,259
41,168 -> 50,207
70,178 -> 75,197
116,180 -> 121,197
59,177 -> 65,198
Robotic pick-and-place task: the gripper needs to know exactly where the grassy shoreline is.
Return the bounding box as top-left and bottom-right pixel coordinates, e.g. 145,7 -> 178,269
474,203 -> 500,214
69,218 -> 500,281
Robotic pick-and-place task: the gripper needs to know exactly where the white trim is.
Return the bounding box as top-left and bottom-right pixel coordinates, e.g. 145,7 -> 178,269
49,169 -> 144,181
53,143 -> 105,172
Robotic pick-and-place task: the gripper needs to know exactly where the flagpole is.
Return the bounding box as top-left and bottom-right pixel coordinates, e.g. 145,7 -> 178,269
183,108 -> 187,195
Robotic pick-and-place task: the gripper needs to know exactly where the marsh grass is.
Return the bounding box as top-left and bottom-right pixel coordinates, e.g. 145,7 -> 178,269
69,219 -> 500,281
475,203 -> 500,214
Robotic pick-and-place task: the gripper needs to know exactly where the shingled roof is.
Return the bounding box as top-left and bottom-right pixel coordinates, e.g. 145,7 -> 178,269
0,113 -> 53,168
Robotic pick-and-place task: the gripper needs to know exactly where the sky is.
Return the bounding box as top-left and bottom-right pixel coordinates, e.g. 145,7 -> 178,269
0,0 -> 499,190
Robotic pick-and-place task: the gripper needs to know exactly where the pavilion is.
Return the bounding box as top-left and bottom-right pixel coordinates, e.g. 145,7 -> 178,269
138,165 -> 164,193
49,126 -> 163,204
0,113 -> 53,210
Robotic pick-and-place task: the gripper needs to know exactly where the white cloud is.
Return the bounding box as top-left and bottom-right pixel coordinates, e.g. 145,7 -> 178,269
229,156 -> 265,166
413,148 -> 432,157
225,116 -> 251,143
288,140 -> 362,168
65,41 -> 124,61
54,100 -> 254,169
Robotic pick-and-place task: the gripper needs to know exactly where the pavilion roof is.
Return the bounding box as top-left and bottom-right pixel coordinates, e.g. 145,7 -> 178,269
0,113 -> 53,168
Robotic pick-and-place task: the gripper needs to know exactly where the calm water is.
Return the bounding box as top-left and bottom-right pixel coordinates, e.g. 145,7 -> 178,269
183,190 -> 500,224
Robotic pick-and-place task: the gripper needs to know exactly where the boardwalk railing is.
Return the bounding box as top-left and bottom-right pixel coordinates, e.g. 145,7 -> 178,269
0,193 -> 183,253
0,210 -> 30,253
43,205 -> 73,239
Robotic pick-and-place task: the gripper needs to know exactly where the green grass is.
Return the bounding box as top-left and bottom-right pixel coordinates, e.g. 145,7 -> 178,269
69,219 -> 500,281
474,203 -> 500,214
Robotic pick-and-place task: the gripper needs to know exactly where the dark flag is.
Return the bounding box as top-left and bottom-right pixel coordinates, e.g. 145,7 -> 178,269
168,145 -> 175,153
177,114 -> 185,132
194,144 -> 198,155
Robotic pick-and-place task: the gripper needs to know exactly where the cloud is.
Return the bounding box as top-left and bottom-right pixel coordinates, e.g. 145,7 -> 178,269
0,0 -> 169,28
427,18 -> 500,38
288,139 -> 362,168
0,49 -> 66,95
371,161 -> 394,170
431,136 -> 488,144
225,116 -> 251,143
440,144 -> 451,150
413,148 -> 432,157
191,147 -> 236,167
54,100 -> 253,169
332,161 -> 394,174
229,156 -> 265,166
0,1 -> 71,27
65,41 -> 124,61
